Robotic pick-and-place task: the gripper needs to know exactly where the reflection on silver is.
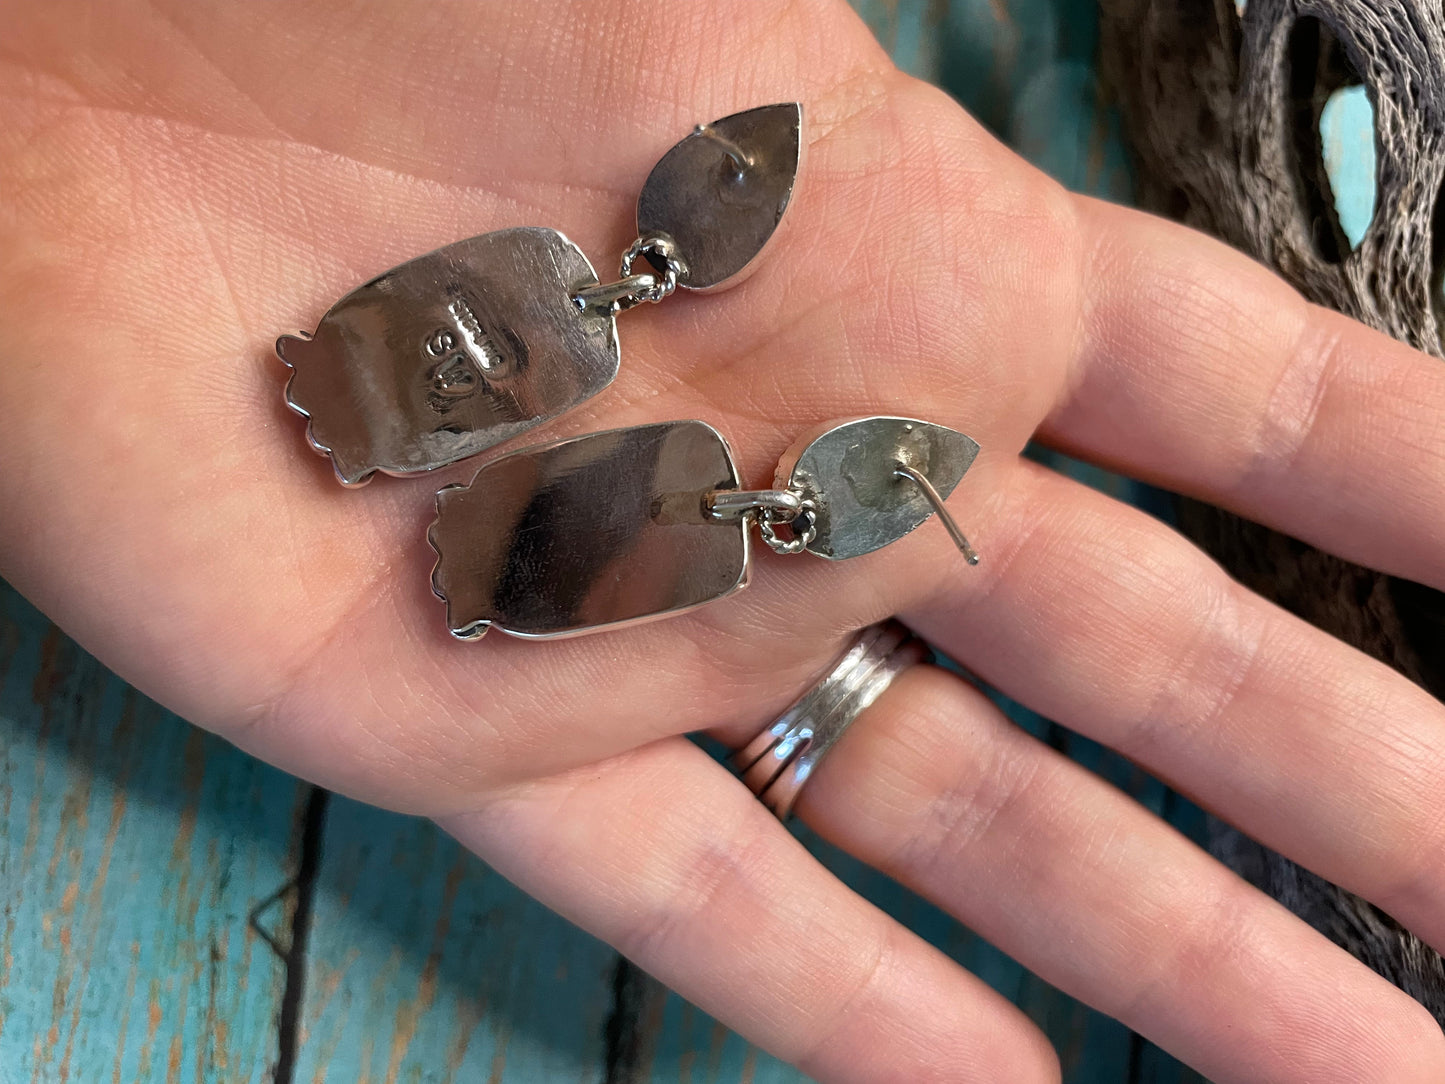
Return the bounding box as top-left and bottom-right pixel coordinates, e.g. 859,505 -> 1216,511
735,621 -> 929,819
704,489 -> 803,521
775,417 -> 980,561
429,421 -> 749,640
278,228 -> 618,486
637,103 -> 802,291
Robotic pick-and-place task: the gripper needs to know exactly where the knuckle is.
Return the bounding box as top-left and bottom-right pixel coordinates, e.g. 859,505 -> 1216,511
793,925 -> 1062,1084
1117,881 -> 1258,1024
610,804 -> 777,967
1239,311 -> 1344,493
1111,878 -> 1445,1084
1114,568 -> 1265,762
790,930 -> 893,1077
891,734 -> 1052,882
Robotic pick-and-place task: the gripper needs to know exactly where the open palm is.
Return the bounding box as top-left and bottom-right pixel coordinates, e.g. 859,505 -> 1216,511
6,1 -> 1445,1079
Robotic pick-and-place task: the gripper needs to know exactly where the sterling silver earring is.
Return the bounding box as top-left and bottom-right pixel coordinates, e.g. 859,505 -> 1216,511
428,416 -> 981,640
275,104 -> 802,486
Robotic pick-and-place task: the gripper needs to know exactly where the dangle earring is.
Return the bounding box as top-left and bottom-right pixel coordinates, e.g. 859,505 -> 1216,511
428,417 -> 981,640
273,104 -> 802,486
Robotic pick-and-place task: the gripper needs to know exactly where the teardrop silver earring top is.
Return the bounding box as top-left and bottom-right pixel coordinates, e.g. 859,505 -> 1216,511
636,102 -> 803,292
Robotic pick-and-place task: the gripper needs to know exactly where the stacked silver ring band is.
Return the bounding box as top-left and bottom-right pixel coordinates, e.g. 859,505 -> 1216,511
734,621 -> 929,819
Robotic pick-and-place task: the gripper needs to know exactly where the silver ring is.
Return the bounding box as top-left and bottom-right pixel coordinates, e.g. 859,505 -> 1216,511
734,621 -> 929,819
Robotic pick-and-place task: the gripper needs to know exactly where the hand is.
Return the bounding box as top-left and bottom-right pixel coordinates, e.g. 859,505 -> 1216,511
5,2 -> 1445,1079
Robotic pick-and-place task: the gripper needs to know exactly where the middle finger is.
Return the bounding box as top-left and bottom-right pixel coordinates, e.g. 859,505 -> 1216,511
902,456 -> 1445,955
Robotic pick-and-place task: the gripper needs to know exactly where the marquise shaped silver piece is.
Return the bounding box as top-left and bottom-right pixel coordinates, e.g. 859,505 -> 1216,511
775,417 -> 980,560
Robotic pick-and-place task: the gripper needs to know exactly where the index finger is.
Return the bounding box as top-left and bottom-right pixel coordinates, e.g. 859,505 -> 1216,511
1041,194 -> 1445,591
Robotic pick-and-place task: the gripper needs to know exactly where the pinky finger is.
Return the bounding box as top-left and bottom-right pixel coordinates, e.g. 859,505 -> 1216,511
440,737 -> 1060,1084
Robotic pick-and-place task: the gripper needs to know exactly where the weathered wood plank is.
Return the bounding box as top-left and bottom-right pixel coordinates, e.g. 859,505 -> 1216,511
289,796 -> 618,1083
0,584 -> 306,1083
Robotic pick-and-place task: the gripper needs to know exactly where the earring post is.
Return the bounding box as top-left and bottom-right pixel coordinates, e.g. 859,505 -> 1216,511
894,463 -> 980,565
692,123 -> 755,178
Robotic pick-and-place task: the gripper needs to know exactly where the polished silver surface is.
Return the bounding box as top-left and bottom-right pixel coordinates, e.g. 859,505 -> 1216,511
735,621 -> 929,819
703,488 -> 803,521
277,107 -> 803,484
428,421 -> 749,640
775,417 -> 980,561
571,272 -> 661,316
277,227 -> 618,486
636,103 -> 802,291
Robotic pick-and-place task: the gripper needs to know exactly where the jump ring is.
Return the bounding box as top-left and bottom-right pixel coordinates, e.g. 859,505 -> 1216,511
620,231 -> 688,303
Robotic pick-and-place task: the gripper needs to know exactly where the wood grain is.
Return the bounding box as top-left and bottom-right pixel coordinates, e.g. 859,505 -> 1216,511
0,587 -> 306,1083
288,796 -> 618,1083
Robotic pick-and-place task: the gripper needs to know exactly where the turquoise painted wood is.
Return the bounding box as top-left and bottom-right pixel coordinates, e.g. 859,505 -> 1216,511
289,797 -> 619,1083
0,587 -> 304,1083
854,0 -> 1133,203
2,0 -> 1383,1081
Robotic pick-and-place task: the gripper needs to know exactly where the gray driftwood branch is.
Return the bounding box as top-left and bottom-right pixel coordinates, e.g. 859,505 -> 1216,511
1099,0 -> 1445,1018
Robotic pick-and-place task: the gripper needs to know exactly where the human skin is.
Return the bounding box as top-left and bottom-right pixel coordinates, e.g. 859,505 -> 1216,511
4,1 -> 1445,1079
